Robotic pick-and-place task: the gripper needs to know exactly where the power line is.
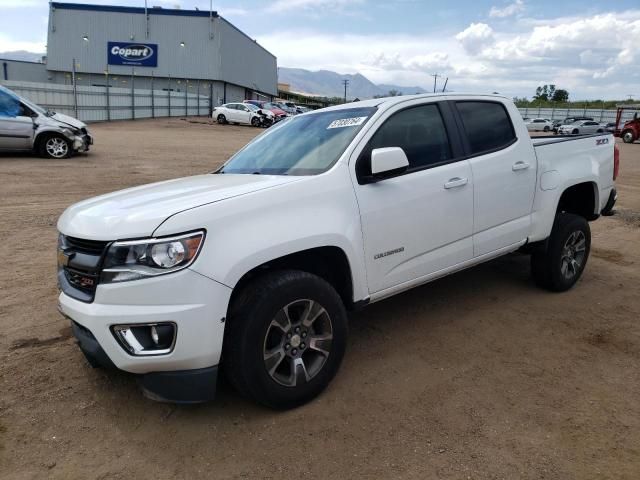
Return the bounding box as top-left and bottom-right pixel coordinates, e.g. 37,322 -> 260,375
342,79 -> 349,102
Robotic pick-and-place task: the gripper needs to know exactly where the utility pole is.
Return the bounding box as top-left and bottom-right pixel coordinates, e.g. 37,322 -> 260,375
342,79 -> 349,103
430,73 -> 440,93
442,77 -> 448,93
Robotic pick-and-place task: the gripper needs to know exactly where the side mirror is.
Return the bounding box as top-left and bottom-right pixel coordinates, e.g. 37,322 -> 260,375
257,109 -> 263,114
371,147 -> 409,175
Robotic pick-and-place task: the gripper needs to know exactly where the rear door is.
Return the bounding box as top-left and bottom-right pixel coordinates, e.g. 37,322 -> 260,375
452,100 -> 536,257
351,100 -> 474,294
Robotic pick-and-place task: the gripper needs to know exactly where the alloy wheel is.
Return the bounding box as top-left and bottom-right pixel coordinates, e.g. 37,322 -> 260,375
560,231 -> 586,280
263,299 -> 333,387
45,137 -> 69,158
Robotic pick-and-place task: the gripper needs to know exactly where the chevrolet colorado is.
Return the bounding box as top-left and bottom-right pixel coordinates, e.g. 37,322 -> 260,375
57,94 -> 619,408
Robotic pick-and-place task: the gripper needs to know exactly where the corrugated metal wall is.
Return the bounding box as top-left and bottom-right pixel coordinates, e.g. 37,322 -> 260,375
1,80 -> 210,122
1,59 -> 50,83
46,5 -> 277,96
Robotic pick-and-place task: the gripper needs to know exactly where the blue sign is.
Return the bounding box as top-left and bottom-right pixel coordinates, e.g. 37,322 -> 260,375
108,41 -> 158,67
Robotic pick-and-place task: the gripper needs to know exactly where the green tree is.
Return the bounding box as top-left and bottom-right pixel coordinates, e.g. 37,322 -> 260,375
551,89 -> 569,102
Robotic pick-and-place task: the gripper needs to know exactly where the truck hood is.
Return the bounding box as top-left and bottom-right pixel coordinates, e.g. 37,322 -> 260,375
57,174 -> 301,240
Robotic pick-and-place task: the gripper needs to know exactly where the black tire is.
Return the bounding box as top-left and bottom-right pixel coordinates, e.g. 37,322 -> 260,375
597,129 -> 604,133
572,129 -> 579,135
217,114 -> 227,124
39,133 -> 72,159
622,130 -> 635,143
251,116 -> 260,127
224,270 -> 348,409
543,126 -> 550,132
531,213 -> 591,292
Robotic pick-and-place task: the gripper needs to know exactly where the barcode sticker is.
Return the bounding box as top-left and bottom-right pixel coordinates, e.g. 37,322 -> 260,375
327,116 -> 368,129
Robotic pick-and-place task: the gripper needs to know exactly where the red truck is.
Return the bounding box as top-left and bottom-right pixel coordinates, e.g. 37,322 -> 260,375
615,104 -> 640,143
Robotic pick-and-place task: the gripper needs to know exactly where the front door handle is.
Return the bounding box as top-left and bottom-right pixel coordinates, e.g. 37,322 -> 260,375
512,161 -> 530,171
444,177 -> 468,189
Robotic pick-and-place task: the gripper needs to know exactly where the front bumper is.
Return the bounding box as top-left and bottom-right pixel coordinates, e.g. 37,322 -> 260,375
72,133 -> 93,152
58,268 -> 232,402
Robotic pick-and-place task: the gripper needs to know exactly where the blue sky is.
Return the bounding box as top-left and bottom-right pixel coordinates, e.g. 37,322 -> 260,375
1,0 -> 639,99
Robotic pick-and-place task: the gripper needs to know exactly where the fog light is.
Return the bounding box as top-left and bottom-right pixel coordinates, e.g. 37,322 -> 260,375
112,323 -> 176,356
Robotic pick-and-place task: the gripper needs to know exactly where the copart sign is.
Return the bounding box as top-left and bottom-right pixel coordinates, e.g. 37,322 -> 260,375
108,42 -> 158,67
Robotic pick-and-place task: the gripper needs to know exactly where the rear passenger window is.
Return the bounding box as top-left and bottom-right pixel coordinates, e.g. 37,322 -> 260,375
357,104 -> 452,177
456,101 -> 516,155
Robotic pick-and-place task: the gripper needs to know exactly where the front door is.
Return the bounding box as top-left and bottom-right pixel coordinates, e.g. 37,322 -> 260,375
352,101 -> 474,294
0,92 -> 33,150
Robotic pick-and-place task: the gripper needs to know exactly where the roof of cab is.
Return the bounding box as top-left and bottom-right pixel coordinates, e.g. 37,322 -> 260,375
318,92 -> 509,112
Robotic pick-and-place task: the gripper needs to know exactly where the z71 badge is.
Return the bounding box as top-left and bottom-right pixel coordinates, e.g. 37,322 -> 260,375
596,138 -> 609,146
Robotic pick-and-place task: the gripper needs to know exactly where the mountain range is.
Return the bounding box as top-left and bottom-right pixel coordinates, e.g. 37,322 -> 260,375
278,67 -> 427,99
0,50 -> 45,63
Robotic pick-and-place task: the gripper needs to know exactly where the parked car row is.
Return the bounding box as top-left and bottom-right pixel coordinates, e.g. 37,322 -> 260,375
525,115 -> 614,136
213,99 -> 313,128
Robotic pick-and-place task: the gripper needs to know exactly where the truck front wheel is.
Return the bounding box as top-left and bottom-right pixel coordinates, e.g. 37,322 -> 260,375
531,213 -> 591,292
224,270 -> 348,409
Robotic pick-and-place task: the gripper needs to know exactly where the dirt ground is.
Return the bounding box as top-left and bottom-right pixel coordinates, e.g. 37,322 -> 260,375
1,117 -> 639,479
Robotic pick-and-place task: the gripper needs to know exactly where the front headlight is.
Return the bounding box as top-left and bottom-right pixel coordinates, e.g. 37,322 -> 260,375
101,230 -> 205,283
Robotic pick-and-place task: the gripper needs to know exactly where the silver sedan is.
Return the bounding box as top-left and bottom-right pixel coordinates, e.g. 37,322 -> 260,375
557,120 -> 606,135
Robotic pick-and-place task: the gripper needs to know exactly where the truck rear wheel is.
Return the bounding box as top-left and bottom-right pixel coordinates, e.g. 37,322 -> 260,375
531,213 -> 591,292
224,270 -> 348,409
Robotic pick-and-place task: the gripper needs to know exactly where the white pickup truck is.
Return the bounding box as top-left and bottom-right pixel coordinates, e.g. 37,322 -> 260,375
57,94 -> 619,408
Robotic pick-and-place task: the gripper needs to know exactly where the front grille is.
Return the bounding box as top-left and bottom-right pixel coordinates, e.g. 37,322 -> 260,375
58,235 -> 110,303
64,236 -> 108,255
65,268 -> 99,293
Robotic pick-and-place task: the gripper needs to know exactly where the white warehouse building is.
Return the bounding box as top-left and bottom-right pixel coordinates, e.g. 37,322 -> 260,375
3,2 -> 278,104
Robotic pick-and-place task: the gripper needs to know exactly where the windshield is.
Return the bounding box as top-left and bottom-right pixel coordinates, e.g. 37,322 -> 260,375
218,106 -> 377,176
245,104 -> 259,112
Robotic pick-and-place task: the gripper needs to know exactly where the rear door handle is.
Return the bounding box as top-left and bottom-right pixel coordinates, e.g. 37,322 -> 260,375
512,161 -> 530,171
444,177 -> 468,189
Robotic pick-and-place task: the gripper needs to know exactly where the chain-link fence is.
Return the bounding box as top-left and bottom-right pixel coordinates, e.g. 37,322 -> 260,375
1,79 -> 211,122
517,107 -> 635,124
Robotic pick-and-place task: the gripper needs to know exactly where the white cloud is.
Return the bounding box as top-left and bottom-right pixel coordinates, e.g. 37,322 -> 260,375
261,9 -> 640,99
267,0 -> 364,13
489,0 -> 524,18
455,23 -> 495,55
221,7 -> 248,16
0,0 -> 42,7
0,34 -> 45,53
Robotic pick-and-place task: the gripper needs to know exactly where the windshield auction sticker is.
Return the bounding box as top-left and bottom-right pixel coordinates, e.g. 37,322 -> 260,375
327,116 -> 368,129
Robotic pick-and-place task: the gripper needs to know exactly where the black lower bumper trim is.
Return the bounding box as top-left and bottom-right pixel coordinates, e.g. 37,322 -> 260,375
139,366 -> 218,404
69,318 -> 218,403
70,320 -> 116,369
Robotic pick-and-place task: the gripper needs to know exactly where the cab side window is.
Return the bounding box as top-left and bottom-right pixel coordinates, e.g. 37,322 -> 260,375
357,104 -> 452,178
455,101 -> 516,155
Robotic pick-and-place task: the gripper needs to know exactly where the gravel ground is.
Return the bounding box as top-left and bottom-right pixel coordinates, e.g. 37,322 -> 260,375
0,118 -> 639,479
